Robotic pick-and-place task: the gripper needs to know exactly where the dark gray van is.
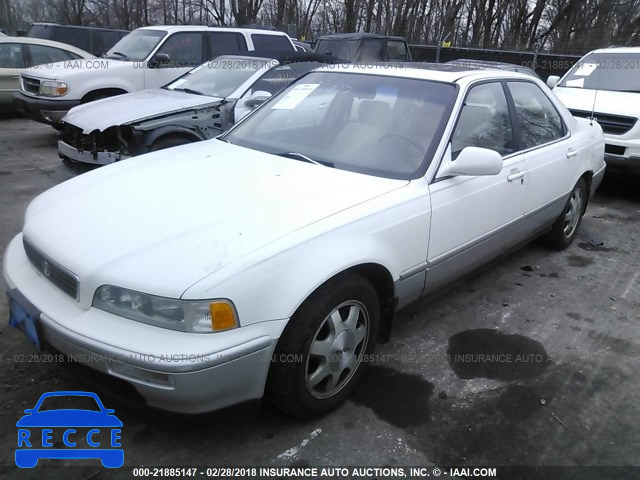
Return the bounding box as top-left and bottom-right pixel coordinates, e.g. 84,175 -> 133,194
27,23 -> 129,56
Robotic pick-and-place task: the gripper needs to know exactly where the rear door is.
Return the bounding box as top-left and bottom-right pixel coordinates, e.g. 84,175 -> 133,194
505,81 -> 575,217
426,81 -> 528,294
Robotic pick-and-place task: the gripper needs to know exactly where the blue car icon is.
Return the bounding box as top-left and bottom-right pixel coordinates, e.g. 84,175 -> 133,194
16,391 -> 123,468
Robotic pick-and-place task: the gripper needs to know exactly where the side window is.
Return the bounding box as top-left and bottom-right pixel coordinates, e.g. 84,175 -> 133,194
94,31 -> 121,56
55,27 -> 91,52
0,43 -> 23,68
387,41 -> 409,61
207,32 -> 247,58
251,34 -> 293,53
156,33 -> 203,66
28,45 -> 78,66
451,82 -> 513,158
507,81 -> 565,149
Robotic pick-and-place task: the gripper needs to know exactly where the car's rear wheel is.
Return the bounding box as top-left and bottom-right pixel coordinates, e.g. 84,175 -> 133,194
543,178 -> 587,250
266,273 -> 380,418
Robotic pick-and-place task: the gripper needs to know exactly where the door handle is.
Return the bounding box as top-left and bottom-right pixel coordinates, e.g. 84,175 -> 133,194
507,170 -> 525,182
566,148 -> 578,158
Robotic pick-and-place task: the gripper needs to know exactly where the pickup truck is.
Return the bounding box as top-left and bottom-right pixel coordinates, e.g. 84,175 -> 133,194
14,25 -> 295,125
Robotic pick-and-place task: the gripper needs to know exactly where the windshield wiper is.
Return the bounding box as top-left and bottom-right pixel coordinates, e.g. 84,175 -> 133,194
171,87 -> 207,96
110,51 -> 129,60
275,152 -> 333,167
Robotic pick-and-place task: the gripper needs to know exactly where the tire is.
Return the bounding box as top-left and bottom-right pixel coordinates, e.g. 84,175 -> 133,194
266,273 -> 380,419
543,178 -> 587,250
148,136 -> 193,152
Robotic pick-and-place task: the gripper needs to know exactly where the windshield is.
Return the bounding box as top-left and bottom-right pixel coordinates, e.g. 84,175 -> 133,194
37,395 -> 101,412
224,71 -> 457,179
105,29 -> 167,61
167,57 -> 273,98
559,52 -> 640,93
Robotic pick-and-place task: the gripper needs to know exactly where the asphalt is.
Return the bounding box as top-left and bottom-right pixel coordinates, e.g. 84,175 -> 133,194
0,113 -> 638,480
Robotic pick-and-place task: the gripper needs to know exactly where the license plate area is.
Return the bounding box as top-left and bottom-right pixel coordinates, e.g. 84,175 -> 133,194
7,289 -> 42,350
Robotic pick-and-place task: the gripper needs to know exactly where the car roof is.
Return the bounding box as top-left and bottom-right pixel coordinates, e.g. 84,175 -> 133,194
314,63 -> 540,84
0,36 -> 94,58
587,46 -> 640,54
446,59 -> 540,78
29,22 -> 128,33
316,32 -> 407,42
136,25 -> 290,36
222,50 -> 345,64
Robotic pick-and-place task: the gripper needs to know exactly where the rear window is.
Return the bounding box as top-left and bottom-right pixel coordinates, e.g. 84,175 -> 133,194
315,40 -> 358,62
251,34 -> 294,53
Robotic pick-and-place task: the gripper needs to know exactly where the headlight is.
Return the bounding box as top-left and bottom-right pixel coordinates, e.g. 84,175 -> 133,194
39,80 -> 69,97
92,285 -> 239,333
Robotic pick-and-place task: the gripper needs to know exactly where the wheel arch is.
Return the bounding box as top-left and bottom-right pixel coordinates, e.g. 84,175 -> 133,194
81,88 -> 128,103
143,126 -> 203,148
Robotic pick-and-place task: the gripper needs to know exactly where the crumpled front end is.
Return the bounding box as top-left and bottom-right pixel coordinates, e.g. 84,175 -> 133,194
57,123 -> 141,165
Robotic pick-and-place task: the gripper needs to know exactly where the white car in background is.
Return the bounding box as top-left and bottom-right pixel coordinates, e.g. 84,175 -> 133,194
14,25 -> 295,125
4,65 -> 605,418
548,46 -> 640,173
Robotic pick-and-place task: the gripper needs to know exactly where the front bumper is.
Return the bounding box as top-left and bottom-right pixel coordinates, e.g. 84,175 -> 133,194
58,140 -> 124,165
3,234 -> 286,413
603,134 -> 640,172
14,92 -> 81,125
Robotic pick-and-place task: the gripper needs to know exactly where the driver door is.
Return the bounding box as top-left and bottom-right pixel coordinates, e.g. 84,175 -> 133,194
425,81 -> 528,295
143,32 -> 203,88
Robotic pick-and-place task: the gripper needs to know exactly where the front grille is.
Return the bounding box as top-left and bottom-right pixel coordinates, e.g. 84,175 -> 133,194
21,76 -> 40,95
569,109 -> 637,135
605,144 -> 626,155
23,238 -> 79,300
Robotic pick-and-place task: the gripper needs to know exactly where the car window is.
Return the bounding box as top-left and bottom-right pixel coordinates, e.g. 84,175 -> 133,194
387,41 -> 409,61
208,32 -> 247,58
0,43 -> 23,68
359,39 -> 385,61
156,32 -> 203,66
225,71 -> 458,180
507,81 -> 565,150
28,44 -> 79,66
94,31 -> 122,56
451,82 -> 513,159
106,29 -> 167,61
251,34 -> 293,53
558,52 -> 640,93
37,395 -> 102,412
249,61 -> 324,95
54,27 -> 91,52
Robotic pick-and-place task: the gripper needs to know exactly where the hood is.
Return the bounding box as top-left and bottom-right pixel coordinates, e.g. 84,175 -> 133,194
63,89 -> 223,133
23,58 -> 132,82
553,87 -> 640,119
24,141 -> 408,299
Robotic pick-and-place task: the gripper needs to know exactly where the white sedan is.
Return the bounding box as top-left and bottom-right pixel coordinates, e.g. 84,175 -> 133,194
4,65 -> 605,418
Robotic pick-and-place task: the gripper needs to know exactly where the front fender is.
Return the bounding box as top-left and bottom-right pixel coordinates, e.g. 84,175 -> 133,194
182,183 -> 431,327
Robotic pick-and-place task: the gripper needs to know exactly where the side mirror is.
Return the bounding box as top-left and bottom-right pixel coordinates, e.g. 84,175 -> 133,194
148,52 -> 171,68
546,75 -> 560,89
245,90 -> 272,108
449,147 -> 503,176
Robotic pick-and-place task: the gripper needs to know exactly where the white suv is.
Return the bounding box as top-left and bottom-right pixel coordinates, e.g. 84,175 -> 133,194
548,47 -> 640,173
14,25 -> 295,125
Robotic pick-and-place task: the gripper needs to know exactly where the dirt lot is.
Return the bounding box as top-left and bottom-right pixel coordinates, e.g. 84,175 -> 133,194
0,113 -> 639,480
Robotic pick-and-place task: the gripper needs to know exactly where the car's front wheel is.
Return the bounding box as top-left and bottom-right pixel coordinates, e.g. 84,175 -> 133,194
266,273 -> 380,418
543,177 -> 587,250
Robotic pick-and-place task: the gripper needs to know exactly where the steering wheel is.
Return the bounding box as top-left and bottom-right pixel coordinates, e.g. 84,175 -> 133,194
378,134 -> 424,154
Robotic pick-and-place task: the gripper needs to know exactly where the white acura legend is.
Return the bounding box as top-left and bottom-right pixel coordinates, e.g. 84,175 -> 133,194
4,65 -> 605,418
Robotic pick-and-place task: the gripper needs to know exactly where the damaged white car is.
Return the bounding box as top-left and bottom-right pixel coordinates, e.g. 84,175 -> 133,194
5,66 -> 604,418
57,52 -> 338,165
